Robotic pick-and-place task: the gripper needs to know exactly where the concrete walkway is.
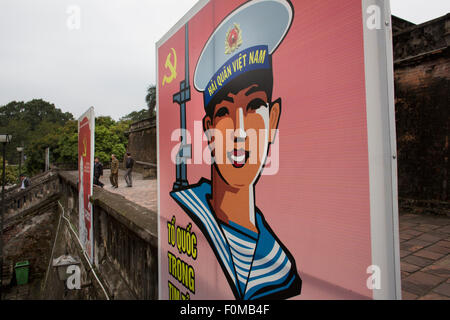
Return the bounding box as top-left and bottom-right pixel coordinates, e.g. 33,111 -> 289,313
99,169 -> 157,212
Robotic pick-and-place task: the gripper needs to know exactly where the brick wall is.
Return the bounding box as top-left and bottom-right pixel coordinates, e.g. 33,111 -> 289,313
125,117 -> 157,178
126,117 -> 157,164
393,14 -> 449,211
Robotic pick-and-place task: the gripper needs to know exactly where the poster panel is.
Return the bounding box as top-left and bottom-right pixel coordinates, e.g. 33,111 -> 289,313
157,0 -> 400,300
78,107 -> 95,263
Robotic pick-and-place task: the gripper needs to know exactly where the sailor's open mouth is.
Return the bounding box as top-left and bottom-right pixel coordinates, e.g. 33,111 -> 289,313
227,149 -> 250,168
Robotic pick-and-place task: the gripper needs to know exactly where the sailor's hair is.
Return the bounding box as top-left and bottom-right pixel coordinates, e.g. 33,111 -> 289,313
204,65 -> 274,120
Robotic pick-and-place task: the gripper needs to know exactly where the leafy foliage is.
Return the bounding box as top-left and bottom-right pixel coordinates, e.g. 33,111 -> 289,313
25,116 -> 129,174
93,116 -> 129,165
145,85 -> 156,117
0,157 -> 19,185
0,89 -> 155,176
0,99 -> 72,129
0,99 -> 74,164
120,108 -> 150,122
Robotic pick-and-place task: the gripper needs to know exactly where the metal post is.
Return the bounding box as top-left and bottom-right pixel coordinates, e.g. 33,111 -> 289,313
18,150 -> 22,178
45,147 -> 50,172
172,23 -> 192,191
16,146 -> 23,180
1,142 -> 6,297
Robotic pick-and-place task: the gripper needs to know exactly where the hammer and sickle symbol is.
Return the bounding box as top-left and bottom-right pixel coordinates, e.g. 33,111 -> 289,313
162,48 -> 177,86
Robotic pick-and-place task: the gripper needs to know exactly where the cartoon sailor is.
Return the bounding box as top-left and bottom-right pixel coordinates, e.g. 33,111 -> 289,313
170,0 -> 301,300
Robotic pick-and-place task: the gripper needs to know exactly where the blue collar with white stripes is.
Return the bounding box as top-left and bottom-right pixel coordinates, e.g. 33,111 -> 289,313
170,179 -> 302,300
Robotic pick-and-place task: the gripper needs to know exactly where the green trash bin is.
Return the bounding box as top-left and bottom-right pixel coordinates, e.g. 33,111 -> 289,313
15,261 -> 30,285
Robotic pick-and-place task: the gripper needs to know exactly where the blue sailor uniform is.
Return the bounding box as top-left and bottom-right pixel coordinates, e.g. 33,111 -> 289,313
170,0 -> 301,300
171,179 -> 301,300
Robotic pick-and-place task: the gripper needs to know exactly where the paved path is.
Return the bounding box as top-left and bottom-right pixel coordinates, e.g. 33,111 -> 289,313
99,169 -> 157,212
399,213 -> 450,300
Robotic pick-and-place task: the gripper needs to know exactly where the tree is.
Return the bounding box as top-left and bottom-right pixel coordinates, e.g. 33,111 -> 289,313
0,99 -> 72,130
25,116 -> 130,174
1,99 -> 148,176
120,109 -> 149,122
0,99 -> 74,164
0,156 -> 19,185
94,116 -> 128,165
145,85 -> 156,117
24,120 -> 78,174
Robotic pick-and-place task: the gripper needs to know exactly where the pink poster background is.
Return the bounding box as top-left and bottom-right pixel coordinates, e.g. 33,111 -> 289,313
78,112 -> 94,263
158,0 -> 372,299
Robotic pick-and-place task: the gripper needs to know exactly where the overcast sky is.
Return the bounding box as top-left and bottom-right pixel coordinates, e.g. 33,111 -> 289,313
0,0 -> 449,120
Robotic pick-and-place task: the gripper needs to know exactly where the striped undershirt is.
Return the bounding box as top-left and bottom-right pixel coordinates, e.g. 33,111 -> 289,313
221,221 -> 258,295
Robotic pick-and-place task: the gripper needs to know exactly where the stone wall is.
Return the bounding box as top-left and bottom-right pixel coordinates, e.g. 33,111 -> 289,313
4,170 -> 60,222
2,200 -> 59,294
2,169 -> 158,299
41,171 -> 158,299
41,172 -> 107,299
393,14 -> 449,61
392,15 -> 416,34
125,117 -> 157,178
2,170 -> 61,298
393,14 -> 449,214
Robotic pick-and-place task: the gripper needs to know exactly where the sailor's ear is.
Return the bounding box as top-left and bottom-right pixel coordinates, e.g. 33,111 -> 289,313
269,98 -> 281,144
203,115 -> 213,142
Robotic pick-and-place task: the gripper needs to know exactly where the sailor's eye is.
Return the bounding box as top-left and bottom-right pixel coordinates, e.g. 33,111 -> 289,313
246,98 -> 268,112
215,107 -> 229,118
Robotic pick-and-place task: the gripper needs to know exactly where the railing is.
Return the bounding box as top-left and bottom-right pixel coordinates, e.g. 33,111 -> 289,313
2,169 -> 158,299
393,13 -> 449,62
55,171 -> 158,299
126,117 -> 156,134
3,170 -> 60,229
4,170 -> 55,197
133,161 -> 157,179
135,161 -> 156,168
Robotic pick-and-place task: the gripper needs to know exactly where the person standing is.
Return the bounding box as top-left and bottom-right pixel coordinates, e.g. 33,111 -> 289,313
19,174 -> 31,190
93,157 -> 104,188
124,152 -> 135,187
110,154 -> 119,188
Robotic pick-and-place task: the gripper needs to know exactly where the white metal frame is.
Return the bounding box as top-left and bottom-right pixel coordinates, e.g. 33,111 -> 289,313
362,0 -> 401,300
156,0 -> 401,300
77,106 -> 95,264
156,0 -> 211,300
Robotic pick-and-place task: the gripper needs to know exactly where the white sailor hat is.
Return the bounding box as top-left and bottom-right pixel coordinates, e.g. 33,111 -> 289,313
194,0 -> 294,109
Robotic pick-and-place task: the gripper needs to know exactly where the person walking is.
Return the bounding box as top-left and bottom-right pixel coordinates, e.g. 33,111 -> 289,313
124,152 -> 135,187
93,157 -> 104,188
110,154 -> 119,188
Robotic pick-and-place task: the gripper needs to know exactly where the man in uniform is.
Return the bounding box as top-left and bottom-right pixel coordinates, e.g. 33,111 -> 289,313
110,154 -> 119,188
170,0 -> 301,300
